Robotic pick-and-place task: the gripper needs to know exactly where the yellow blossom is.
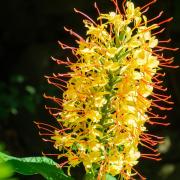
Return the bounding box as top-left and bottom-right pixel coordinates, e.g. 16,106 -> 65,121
39,0 -> 178,179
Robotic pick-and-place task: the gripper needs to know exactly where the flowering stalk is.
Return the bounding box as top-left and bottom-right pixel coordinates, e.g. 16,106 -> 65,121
37,0 -> 178,179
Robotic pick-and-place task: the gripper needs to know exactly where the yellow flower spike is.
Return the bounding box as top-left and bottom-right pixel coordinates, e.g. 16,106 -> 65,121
36,0 -> 179,179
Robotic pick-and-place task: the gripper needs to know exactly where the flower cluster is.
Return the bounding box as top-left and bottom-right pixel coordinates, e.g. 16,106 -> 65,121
37,0 -> 178,179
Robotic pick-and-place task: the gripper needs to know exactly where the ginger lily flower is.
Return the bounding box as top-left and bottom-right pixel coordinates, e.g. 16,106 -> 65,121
36,0 -> 178,179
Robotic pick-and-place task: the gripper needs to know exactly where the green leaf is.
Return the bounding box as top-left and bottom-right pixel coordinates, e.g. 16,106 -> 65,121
84,173 -> 96,180
105,174 -> 117,180
0,152 -> 73,180
0,163 -> 14,179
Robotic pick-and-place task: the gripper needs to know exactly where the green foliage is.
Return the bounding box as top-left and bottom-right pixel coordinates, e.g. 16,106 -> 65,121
0,163 -> 15,180
0,152 -> 73,180
0,74 -> 41,119
0,144 -> 15,180
105,174 -> 117,180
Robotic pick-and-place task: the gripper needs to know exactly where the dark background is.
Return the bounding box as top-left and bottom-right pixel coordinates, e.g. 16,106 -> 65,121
0,0 -> 179,179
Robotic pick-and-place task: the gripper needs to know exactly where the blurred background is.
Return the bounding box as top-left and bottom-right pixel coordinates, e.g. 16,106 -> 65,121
0,0 -> 179,179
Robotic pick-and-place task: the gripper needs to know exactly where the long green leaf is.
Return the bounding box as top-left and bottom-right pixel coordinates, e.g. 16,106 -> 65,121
0,152 -> 72,180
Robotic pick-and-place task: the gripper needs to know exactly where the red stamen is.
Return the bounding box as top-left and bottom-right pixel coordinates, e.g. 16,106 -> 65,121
144,48 -> 177,69
159,56 -> 174,62
152,77 -> 163,84
146,110 -> 167,120
160,60 -> 174,65
53,73 -> 68,83
141,138 -> 158,146
140,0 -> 157,11
149,114 -> 167,120
122,0 -> 126,15
45,75 -> 68,85
64,26 -> 85,42
141,132 -> 163,142
140,11 -> 163,26
142,133 -> 164,140
145,69 -> 165,79
111,0 -> 121,14
156,45 -> 179,51
59,160 -> 69,168
147,120 -> 170,126
155,54 -> 175,61
143,47 -> 163,59
151,93 -> 174,104
159,64 -> 179,68
141,79 -> 167,92
152,85 -> 167,92
142,7 -> 150,14
157,17 -> 173,26
58,41 -> 77,51
94,2 -> 102,25
34,121 -> 60,131
151,102 -> 172,110
141,25 -> 157,33
148,115 -> 167,120
74,8 -> 97,26
39,132 -> 54,136
42,152 -> 60,156
152,28 -> 165,36
42,138 -> 55,143
159,38 -> 171,43
140,142 -> 158,152
141,155 -> 161,161
37,126 -> 54,134
141,153 -> 160,157
57,73 -> 71,77
45,106 -> 62,116
46,78 -> 67,91
43,94 -> 63,107
131,167 -> 146,180
154,49 -> 164,52
51,56 -> 72,66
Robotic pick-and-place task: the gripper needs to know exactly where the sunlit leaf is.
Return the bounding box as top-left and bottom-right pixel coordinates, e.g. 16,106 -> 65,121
0,152 -> 72,180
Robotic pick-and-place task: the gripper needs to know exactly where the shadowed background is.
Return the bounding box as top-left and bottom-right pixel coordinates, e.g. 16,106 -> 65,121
0,0 -> 179,179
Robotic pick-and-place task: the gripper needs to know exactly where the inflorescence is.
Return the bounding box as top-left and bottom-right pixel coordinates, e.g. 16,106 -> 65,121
36,0 -> 178,179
